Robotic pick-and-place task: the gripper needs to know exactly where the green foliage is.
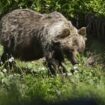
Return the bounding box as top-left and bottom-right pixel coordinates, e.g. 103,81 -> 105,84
0,0 -> 105,18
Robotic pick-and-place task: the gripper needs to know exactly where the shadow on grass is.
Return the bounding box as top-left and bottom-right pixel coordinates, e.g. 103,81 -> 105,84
53,98 -> 98,105
22,98 -> 98,105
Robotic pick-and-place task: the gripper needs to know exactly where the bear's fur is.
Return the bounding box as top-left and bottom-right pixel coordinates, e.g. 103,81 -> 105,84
54,25 -> 86,65
0,9 -> 86,75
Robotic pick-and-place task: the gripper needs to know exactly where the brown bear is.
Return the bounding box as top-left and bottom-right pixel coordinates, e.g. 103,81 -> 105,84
0,9 -> 86,75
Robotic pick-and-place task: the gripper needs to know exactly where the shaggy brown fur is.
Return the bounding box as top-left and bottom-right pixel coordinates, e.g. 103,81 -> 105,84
0,9 -> 86,75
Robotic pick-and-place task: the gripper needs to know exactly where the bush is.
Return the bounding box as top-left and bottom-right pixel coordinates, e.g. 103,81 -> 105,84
0,0 -> 105,19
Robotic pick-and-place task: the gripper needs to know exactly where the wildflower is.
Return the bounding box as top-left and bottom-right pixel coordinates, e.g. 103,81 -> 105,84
8,57 -> 15,62
71,64 -> 79,73
2,69 -> 7,73
67,72 -> 72,76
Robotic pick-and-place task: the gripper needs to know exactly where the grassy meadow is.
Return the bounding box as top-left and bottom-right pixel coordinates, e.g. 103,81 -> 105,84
0,40 -> 105,105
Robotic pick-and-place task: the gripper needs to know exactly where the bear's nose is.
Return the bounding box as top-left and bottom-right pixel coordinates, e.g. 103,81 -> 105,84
72,59 -> 79,65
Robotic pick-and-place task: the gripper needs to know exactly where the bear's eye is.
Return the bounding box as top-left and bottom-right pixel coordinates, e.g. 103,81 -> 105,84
62,29 -> 70,37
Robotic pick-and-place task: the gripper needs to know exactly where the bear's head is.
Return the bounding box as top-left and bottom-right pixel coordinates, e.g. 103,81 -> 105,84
52,26 -> 86,65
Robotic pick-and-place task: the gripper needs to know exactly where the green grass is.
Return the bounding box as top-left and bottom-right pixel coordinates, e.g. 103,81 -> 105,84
0,41 -> 105,105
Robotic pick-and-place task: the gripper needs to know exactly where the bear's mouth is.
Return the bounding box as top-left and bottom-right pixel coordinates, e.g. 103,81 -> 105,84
64,49 -> 79,65
70,55 -> 79,65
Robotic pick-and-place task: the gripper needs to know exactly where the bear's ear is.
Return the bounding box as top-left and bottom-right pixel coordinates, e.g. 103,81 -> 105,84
78,27 -> 86,36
